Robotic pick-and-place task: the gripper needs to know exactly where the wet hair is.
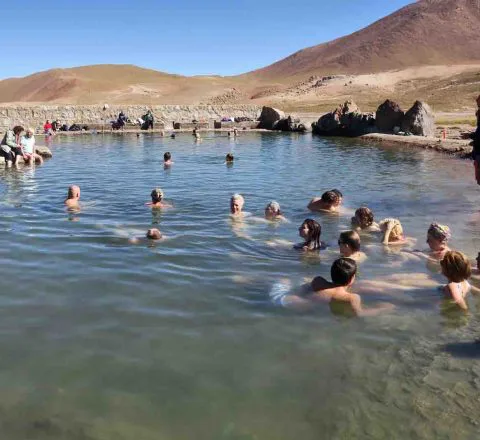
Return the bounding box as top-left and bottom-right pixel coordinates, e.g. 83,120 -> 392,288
266,200 -> 282,215
338,231 -> 361,252
379,218 -> 404,241
13,126 -> 24,135
151,188 -> 164,203
146,228 -> 162,240
353,207 -> 374,229
164,152 -> 171,161
331,258 -> 357,286
301,219 -> 322,249
331,189 -> 343,199
427,223 -> 451,242
226,153 -> 234,162
440,251 -> 471,283
321,191 -> 339,205
67,185 -> 80,199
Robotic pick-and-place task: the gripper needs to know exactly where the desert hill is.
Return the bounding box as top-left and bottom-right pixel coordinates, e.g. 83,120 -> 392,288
246,0 -> 480,81
0,0 -> 478,111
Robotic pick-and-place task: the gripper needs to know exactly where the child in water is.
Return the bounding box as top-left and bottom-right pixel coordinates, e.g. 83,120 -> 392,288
338,230 -> 367,263
271,258 -> 394,316
295,219 -> 325,251
164,152 -> 173,167
64,185 -> 81,209
146,188 -> 172,209
440,251 -> 472,310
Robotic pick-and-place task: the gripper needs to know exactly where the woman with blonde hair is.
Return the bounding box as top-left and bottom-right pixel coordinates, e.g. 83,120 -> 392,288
379,218 -> 408,245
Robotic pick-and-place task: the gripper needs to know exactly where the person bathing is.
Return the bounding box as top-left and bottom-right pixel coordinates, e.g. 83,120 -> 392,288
308,191 -> 340,213
338,230 -> 367,262
295,219 -> 325,251
147,188 -> 172,208
64,185 -> 81,209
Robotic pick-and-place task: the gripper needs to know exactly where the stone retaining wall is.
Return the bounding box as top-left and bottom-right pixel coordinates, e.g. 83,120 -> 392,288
0,105 -> 262,132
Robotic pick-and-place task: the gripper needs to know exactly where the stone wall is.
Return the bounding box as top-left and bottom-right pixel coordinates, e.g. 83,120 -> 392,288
0,104 -> 262,131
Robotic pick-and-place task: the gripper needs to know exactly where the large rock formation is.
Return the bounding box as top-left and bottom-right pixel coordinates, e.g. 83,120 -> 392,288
312,101 -> 375,136
401,101 -> 435,137
273,116 -> 308,133
257,106 -> 285,129
375,100 -> 404,133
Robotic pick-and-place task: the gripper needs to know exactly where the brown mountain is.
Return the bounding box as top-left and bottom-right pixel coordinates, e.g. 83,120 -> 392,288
245,0 -> 480,81
0,0 -> 478,110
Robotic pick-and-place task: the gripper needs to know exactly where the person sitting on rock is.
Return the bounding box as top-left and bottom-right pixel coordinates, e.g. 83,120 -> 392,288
164,152 -> 173,167
1,125 -> 24,167
20,128 -> 43,165
147,188 -> 172,209
65,185 -> 81,209
307,190 -> 340,212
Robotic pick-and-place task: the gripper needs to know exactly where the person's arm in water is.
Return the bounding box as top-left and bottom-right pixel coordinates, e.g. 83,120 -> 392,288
444,284 -> 468,310
347,293 -> 395,317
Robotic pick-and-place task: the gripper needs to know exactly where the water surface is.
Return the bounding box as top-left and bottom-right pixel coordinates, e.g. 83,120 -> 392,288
0,132 -> 479,440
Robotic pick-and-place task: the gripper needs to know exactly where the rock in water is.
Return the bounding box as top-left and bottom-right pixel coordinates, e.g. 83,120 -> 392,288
401,101 -> 435,137
36,146 -> 53,158
376,100 -> 404,133
258,106 -> 285,129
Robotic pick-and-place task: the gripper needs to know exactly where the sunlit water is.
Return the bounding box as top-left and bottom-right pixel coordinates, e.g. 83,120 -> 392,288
0,132 -> 479,440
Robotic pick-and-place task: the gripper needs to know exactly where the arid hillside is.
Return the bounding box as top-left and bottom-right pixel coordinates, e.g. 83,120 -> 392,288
0,0 -> 478,111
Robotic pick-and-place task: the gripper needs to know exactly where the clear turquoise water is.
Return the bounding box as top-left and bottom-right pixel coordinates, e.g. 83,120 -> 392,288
0,132 -> 479,440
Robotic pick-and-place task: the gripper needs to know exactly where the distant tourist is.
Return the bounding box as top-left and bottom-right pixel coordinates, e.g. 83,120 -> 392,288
307,190 -> 340,212
64,185 -> 81,209
0,125 -> 24,166
51,120 -> 59,132
472,94 -> 480,185
264,201 -> 285,221
146,228 -> 163,240
351,207 -> 380,232
147,188 -> 172,208
230,194 -> 245,217
21,128 -> 43,164
170,133 -> 176,139
164,152 -> 173,166
440,251 -> 472,310
118,111 -> 127,128
295,219 -> 325,251
43,120 -> 52,134
142,110 -> 154,130
225,153 -> 234,163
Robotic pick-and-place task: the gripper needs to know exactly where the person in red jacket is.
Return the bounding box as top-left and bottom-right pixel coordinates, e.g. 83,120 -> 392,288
43,120 -> 52,134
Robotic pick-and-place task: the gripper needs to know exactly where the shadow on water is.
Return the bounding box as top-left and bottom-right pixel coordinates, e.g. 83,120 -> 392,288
442,340 -> 480,358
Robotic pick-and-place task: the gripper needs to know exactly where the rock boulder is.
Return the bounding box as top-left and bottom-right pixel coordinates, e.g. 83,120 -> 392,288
258,106 -> 285,130
401,101 -> 435,137
375,100 -> 404,133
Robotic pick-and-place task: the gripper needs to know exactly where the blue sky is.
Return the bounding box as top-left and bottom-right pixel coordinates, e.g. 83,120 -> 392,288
1,0 -> 413,79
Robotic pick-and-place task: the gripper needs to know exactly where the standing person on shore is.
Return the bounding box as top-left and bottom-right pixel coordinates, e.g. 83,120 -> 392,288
1,125 -> 25,166
143,110 -> 154,130
471,94 -> 480,185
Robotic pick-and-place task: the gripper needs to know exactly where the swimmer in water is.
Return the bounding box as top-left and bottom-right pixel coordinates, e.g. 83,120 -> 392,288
128,228 -> 164,244
230,193 -> 245,217
440,251 -> 472,311
274,258 -> 394,316
164,152 -> 173,167
225,153 -> 234,163
426,223 -> 451,260
170,133 -> 176,139
264,201 -> 286,221
233,128 -> 238,137
351,207 -> 380,232
379,218 -> 411,246
307,190 -> 340,213
146,188 -> 172,209
64,185 -> 80,209
331,189 -> 343,206
295,219 -> 325,251
338,230 -> 367,263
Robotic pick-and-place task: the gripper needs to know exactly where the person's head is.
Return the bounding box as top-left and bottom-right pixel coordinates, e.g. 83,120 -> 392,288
299,219 -> 321,248
67,185 -> 80,200
440,251 -> 471,283
170,134 -> 176,139
331,258 -> 357,287
146,228 -> 162,240
352,207 -> 375,229
476,94 -> 480,108
46,120 -> 50,124
427,223 -> 451,251
151,188 -> 164,203
331,189 -> 343,206
226,153 -> 234,163
164,152 -> 171,162
379,218 -> 404,241
338,231 -> 361,257
13,125 -> 24,136
230,193 -> 244,214
476,252 -> 480,271
25,127 -> 34,138
321,191 -> 340,207
265,201 -> 282,219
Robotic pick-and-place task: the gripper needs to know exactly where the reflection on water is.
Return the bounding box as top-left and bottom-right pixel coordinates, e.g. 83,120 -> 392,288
0,133 -> 479,439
